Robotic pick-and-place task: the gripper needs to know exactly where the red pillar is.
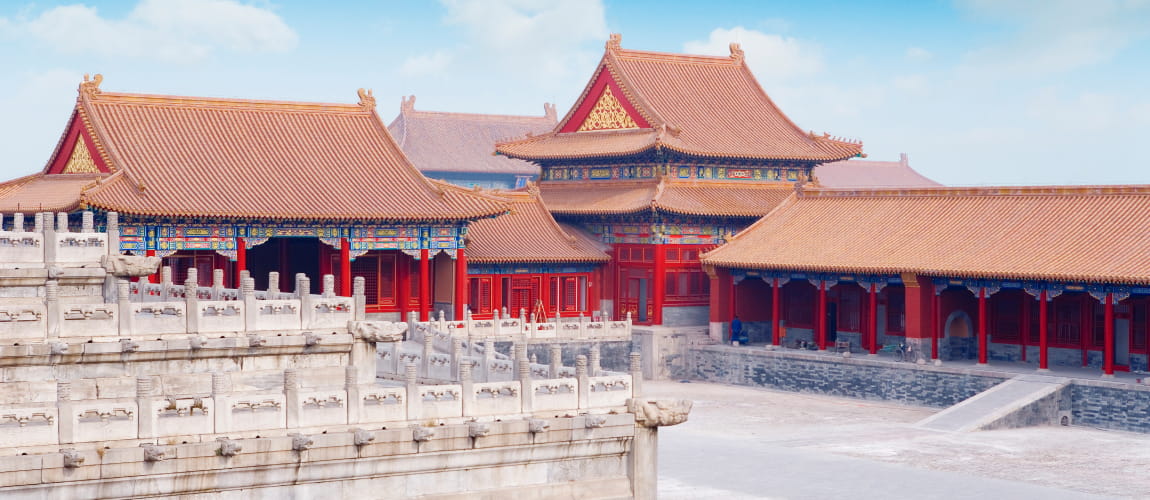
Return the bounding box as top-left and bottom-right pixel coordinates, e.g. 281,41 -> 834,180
771,278 -> 781,346
235,238 -> 247,288
652,246 -> 666,325
904,275 -> 933,342
1104,293 -> 1115,376
817,281 -> 827,350
868,283 -> 878,354
1020,293 -> 1030,362
419,249 -> 430,321
146,249 -> 158,284
729,279 -> 737,341
589,266 -> 601,318
454,249 -> 467,320
978,287 -> 988,365
339,238 -> 351,297
931,290 -> 940,360
708,268 -> 731,343
1039,290 -> 1049,370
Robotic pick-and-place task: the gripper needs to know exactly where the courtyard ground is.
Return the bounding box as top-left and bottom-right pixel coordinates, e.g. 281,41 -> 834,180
650,380 -> 1150,499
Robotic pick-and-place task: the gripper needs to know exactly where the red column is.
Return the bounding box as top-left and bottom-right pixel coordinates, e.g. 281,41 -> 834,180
454,249 -> 467,320
339,238 -> 351,297
1020,293 -> 1030,362
1039,290 -> 1049,370
419,249 -> 430,321
868,283 -> 878,355
652,246 -> 666,325
729,279 -> 737,341
1104,293 -> 1115,376
771,278 -> 781,346
978,287 -> 988,365
817,281 -> 827,350
146,249 -> 158,284
931,290 -> 940,360
708,268 -> 731,343
235,238 -> 247,288
589,267 -> 601,318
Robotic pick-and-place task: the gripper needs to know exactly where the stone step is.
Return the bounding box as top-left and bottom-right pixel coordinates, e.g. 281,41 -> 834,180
915,374 -> 1070,432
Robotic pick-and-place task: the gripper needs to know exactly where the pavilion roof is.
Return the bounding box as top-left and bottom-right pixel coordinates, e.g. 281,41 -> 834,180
497,34 -> 862,163
387,96 -> 555,176
538,178 -> 793,218
0,75 -> 508,221
814,154 -> 941,188
701,185 -> 1150,285
457,185 -> 609,264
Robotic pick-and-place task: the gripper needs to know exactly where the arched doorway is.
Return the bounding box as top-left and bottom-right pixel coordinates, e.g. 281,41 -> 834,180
944,310 -> 973,361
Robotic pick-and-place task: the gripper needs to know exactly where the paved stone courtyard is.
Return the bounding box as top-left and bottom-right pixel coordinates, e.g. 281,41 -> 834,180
651,380 -> 1150,499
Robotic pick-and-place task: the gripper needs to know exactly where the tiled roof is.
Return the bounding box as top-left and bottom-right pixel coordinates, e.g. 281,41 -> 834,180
388,96 -> 556,175
20,77 -> 508,221
815,154 -> 941,188
0,173 -> 106,213
702,185 -> 1150,285
539,179 -> 793,217
497,34 -> 862,162
462,187 -> 609,264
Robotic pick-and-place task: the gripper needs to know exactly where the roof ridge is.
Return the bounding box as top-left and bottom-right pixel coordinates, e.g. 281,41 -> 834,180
615,47 -> 740,65
88,91 -> 369,113
402,108 -> 556,123
805,185 -> 1150,198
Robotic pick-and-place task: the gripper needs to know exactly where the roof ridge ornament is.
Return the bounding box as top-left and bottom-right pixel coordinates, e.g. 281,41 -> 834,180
80,73 -> 103,97
606,33 -> 622,51
729,43 -> 744,62
543,102 -> 557,122
401,94 -> 416,113
357,88 -> 376,110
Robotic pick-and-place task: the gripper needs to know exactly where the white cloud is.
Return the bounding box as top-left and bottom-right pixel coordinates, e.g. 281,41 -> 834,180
683,27 -> 823,84
891,74 -> 928,93
6,0 -> 297,62
905,47 -> 931,61
399,50 -> 453,77
957,0 -> 1150,74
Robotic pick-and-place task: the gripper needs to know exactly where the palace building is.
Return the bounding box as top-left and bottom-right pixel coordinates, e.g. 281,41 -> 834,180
0,75 -> 508,322
701,185 -> 1150,375
497,34 -> 863,326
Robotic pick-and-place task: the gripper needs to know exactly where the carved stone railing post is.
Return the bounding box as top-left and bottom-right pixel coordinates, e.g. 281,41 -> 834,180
630,352 -> 643,398
137,376 -> 155,439
576,355 -> 589,410
212,269 -> 225,300
322,274 -> 335,298
117,279 -> 131,336
160,266 -> 173,300
520,308 -> 527,335
284,369 -> 300,429
404,363 -> 420,421
352,276 -> 366,321
81,211 -> 94,233
550,346 -> 562,378
460,360 -> 475,417
242,277 -> 257,332
511,340 -> 524,379
185,270 -> 200,334
296,274 -> 312,326
56,212 -> 69,234
437,310 -> 446,332
57,381 -> 74,445
518,348 -> 533,414
407,311 -> 418,342
493,309 -> 503,336
46,280 -> 61,338
482,337 -> 495,382
422,327 -> 434,378
11,212 -> 21,232
105,212 -> 119,256
295,273 -> 310,299
43,212 -> 56,265
345,366 -> 361,425
451,337 -> 464,381
464,308 -> 473,337
267,271 -> 280,298
627,398 -> 693,500
589,344 -> 601,377
211,372 -> 229,434
32,212 -> 43,234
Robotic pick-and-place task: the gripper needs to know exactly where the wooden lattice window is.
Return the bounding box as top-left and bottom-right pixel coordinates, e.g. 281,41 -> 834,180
468,278 -> 492,315
1133,299 -> 1148,353
351,253 -> 396,306
991,292 -> 1022,343
885,286 -> 905,334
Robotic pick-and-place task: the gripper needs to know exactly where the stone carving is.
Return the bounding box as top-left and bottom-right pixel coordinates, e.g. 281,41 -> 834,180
216,438 -> 242,457
628,398 -> 693,428
0,309 -> 42,322
188,336 -> 207,350
353,428 -> 375,446
584,416 -> 607,429
363,392 -> 402,405
247,335 -> 266,347
120,339 -> 140,353
349,321 -> 407,343
232,400 -> 281,412
412,426 -> 434,442
527,418 -> 550,434
141,444 -> 166,462
160,397 -> 208,417
61,448 -> 84,468
1,412 -> 54,426
50,342 -> 68,355
468,421 -> 490,438
101,254 -> 161,278
304,333 -> 322,347
78,408 -> 133,422
291,434 -> 313,452
302,396 -> 343,409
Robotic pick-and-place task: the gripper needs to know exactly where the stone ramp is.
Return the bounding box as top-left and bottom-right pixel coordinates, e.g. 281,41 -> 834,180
916,374 -> 1070,432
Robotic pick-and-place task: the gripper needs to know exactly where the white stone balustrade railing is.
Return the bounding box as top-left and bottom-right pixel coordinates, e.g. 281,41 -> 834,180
0,212 -> 112,268
2,359 -> 639,449
0,269 -> 364,341
412,309 -> 632,344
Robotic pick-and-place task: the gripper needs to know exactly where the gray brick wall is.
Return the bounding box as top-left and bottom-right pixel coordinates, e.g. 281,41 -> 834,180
662,306 -> 708,326
1070,381 -> 1150,432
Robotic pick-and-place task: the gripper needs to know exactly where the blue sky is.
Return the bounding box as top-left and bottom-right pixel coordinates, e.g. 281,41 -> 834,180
0,0 -> 1148,186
